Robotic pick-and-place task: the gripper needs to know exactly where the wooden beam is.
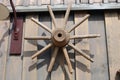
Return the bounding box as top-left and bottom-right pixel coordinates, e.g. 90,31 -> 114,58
94,0 -> 102,3
22,15 -> 38,80
16,0 -> 23,6
81,0 -> 89,4
3,0 -> 10,6
23,0 -> 30,6
24,36 -> 51,40
51,0 -> 64,5
105,12 -> 120,80
7,3 -> 120,12
6,22 -> 22,80
74,12 -> 91,80
6,56 -> 22,80
109,0 -> 116,3
104,0 -> 109,3
89,0 -> 94,3
64,0 -> 75,4
89,12 -> 109,80
29,0 -> 37,6
117,0 -> 120,2
37,12 -> 51,80
76,0 -> 80,4
0,19 -> 9,80
37,0 -> 42,5
41,0 -> 50,4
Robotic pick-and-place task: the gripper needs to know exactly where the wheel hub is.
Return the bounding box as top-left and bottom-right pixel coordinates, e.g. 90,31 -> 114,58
52,28 -> 70,47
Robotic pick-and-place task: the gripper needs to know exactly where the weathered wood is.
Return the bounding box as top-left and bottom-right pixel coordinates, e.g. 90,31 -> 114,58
81,0 -> 89,3
0,20 -> 9,80
89,0 -> 94,3
22,15 -> 38,80
16,0 -> 23,6
48,47 -> 59,72
6,56 -> 22,80
29,0 -> 37,6
70,34 -> 100,39
68,14 -> 90,33
41,0 -> 50,4
37,12 -> 51,80
64,0 -> 75,4
64,12 -> 75,80
89,12 -> 109,80
0,0 -> 2,3
117,0 -> 120,2
7,4 -> 120,12
6,19 -> 23,80
25,36 -> 51,40
32,43 -> 52,59
47,5 -> 57,29
75,12 -> 91,80
37,0 -> 41,5
105,12 -> 120,80
31,18 -> 52,33
12,0 -> 16,6
94,0 -> 102,3
62,47 -> 73,73
109,0 -> 116,2
51,0 -> 63,5
76,0 -> 80,4
51,12 -> 65,80
23,0 -> 30,6
65,13 -> 75,80
68,43 -> 93,62
3,0 -> 10,6
104,0 -> 109,3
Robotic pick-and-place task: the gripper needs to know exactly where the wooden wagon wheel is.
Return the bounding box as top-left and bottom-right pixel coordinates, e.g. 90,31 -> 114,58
25,4 -> 100,73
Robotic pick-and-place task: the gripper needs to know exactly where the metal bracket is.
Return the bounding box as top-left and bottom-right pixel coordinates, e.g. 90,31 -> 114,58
10,17 -> 23,55
9,0 -> 24,55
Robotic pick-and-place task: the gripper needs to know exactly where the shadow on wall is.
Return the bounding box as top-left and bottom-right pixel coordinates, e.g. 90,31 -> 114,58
115,70 -> 120,80
0,22 -> 9,57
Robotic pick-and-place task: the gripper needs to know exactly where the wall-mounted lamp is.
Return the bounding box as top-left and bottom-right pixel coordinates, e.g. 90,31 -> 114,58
0,3 -> 9,20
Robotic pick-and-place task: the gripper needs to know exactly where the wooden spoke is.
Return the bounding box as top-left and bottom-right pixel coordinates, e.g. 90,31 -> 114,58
62,47 -> 73,73
70,34 -> 100,39
48,47 -> 59,72
31,18 -> 52,33
47,5 -> 57,28
68,43 -> 94,62
24,36 -> 51,40
32,43 -> 53,59
68,14 -> 90,33
63,4 -> 71,29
